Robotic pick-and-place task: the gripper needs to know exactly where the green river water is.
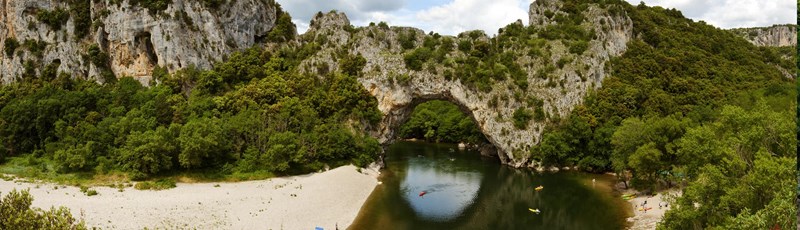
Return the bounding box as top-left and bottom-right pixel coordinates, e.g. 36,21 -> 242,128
350,141 -> 631,230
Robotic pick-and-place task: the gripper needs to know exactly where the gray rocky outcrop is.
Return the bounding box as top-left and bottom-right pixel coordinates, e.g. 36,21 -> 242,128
1,0 -> 279,85
731,24 -> 797,47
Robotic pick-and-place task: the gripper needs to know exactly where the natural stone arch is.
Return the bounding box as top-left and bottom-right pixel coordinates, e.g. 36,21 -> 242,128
297,1 -> 634,167
361,81 -> 512,164
365,91 -> 504,162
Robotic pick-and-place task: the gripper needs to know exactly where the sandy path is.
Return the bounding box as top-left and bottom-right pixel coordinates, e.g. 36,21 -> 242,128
0,165 -> 379,230
625,189 -> 680,230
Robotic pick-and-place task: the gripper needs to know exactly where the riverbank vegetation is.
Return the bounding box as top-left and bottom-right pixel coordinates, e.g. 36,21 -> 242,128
0,44 -> 382,183
527,1 -> 796,229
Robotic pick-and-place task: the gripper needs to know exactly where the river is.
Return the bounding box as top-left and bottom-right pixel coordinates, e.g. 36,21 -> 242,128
350,141 -> 631,230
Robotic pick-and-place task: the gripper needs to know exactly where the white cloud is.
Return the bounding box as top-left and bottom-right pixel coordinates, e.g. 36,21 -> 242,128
280,0 -> 795,36
277,0 -> 408,33
625,0 -> 796,28
415,0 -> 529,36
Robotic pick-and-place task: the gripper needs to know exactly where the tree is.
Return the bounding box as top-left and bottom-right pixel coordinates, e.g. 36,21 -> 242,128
627,142 -> 663,190
178,117 -> 229,169
116,126 -> 178,179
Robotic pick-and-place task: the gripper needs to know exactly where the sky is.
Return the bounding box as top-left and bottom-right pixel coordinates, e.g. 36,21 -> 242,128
275,0 -> 797,36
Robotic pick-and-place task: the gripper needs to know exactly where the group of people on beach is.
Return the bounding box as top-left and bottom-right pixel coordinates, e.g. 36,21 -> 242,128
638,196 -> 669,213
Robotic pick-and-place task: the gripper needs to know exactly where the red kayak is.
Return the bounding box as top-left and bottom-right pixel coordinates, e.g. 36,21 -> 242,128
419,191 -> 427,197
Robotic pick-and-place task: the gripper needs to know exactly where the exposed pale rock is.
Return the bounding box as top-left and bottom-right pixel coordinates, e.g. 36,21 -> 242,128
731,25 -> 797,47
1,0 -> 279,85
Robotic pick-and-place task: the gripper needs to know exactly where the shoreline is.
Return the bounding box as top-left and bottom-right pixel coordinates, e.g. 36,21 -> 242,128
0,164 -> 380,229
623,189 -> 680,230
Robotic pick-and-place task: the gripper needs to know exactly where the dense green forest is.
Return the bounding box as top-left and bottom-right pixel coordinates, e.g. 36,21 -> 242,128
398,100 -> 486,144
0,43 -> 382,181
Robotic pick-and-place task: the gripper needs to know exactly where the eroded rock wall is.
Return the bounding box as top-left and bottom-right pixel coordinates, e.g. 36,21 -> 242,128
0,0 -> 278,85
731,24 -> 797,47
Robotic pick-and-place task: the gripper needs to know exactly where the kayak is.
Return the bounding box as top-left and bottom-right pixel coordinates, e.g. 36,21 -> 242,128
535,186 -> 544,191
622,196 -> 636,200
529,208 -> 541,214
419,191 -> 427,197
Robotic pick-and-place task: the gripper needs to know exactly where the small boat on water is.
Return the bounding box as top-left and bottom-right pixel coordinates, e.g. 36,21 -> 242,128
535,186 -> 544,191
529,208 -> 541,214
419,191 -> 427,197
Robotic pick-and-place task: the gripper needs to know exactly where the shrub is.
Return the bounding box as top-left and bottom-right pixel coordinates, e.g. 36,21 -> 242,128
0,189 -> 87,229
512,107 -> 533,129
4,38 -> 19,57
569,40 -> 589,54
339,54 -> 367,76
23,40 -> 47,59
69,0 -> 92,40
403,47 -> 432,71
457,40 -> 472,53
128,0 -> 172,14
398,30 -> 417,50
378,21 -> 389,30
36,8 -> 70,31
267,7 -> 296,42
134,178 -> 176,190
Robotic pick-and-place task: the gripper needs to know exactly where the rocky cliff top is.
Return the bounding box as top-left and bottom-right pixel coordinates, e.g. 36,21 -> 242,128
730,24 -> 797,47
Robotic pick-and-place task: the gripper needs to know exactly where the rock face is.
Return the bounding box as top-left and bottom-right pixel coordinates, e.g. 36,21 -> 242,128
0,0 -> 279,85
730,25 -> 797,47
298,1 -> 634,167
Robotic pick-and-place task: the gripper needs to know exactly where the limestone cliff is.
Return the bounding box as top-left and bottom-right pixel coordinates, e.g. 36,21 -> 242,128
730,24 -> 797,47
1,0 -> 281,85
297,1 -> 634,167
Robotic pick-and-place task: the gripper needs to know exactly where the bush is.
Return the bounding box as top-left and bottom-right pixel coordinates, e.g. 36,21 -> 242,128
378,21 -> 389,30
398,30 -> 417,50
339,54 -> 367,76
23,40 -> 47,59
87,44 -> 109,67
569,40 -> 589,54
36,8 -> 70,31
512,107 -> 533,129
267,7 -> 296,42
0,189 -> 87,229
403,47 -> 432,71
69,0 -> 92,40
128,0 -> 172,14
134,178 -> 176,190
4,38 -> 19,57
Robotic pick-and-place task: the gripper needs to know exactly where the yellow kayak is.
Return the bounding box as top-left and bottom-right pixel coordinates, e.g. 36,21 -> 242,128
529,208 -> 541,214
535,186 -> 544,191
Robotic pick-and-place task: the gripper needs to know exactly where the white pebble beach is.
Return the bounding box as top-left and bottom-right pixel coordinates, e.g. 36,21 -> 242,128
0,165 -> 380,230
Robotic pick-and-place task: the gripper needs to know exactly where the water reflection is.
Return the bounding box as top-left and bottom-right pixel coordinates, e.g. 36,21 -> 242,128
401,156 -> 482,221
350,141 -> 628,230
